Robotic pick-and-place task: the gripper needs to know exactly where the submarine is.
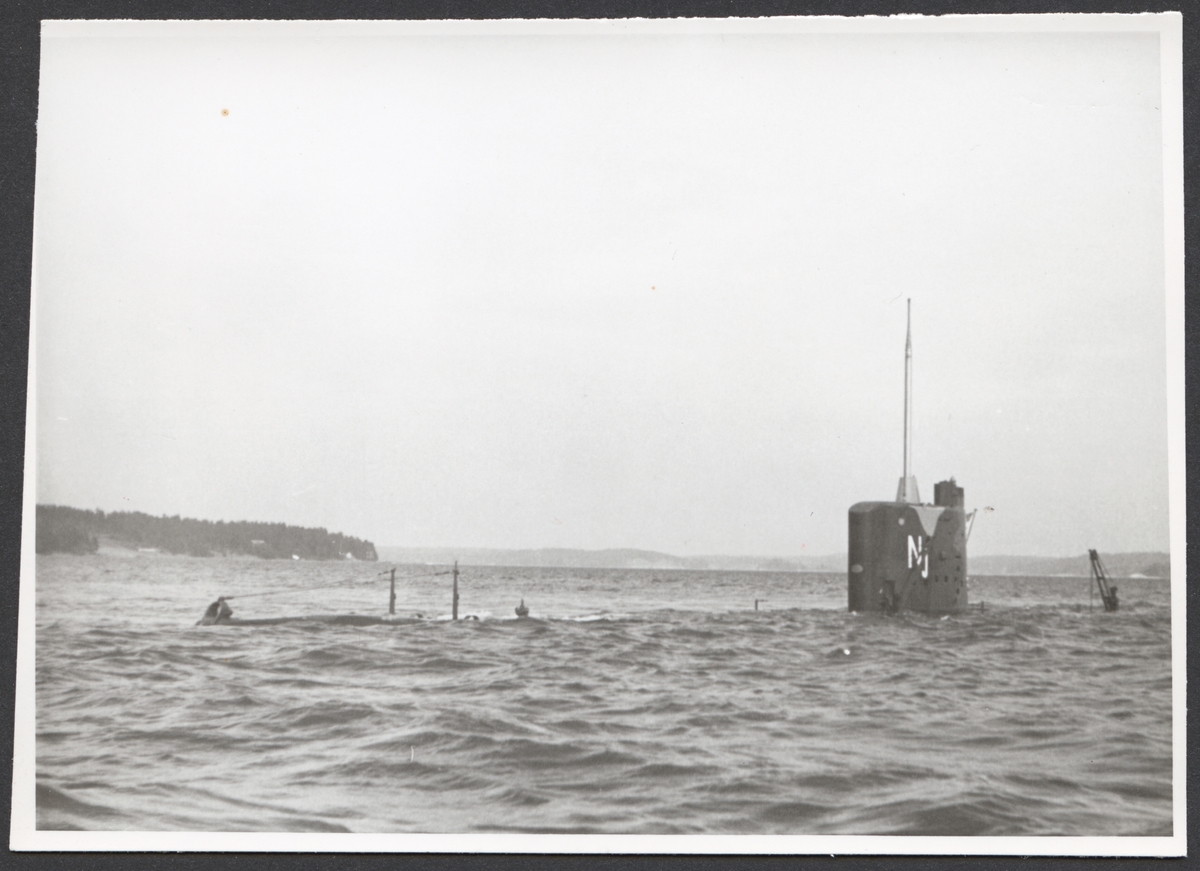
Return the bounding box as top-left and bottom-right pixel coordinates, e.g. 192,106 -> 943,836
847,301 -> 974,614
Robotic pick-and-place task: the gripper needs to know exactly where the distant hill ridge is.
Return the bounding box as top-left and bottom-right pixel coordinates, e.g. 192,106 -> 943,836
34,504 -> 1165,577
374,546 -> 843,572
35,504 -> 377,561
377,546 -> 1170,578
969,552 -> 1170,579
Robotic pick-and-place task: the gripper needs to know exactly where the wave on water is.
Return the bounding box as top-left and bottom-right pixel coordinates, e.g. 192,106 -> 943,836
33,556 -> 1173,835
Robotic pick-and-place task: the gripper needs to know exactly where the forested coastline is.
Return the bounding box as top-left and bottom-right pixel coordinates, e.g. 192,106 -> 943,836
35,505 -> 378,561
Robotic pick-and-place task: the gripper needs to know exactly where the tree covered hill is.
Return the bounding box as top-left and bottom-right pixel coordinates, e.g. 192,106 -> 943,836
35,505 -> 378,561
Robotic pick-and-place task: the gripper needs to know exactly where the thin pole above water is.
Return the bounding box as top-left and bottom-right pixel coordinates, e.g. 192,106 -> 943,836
895,299 -> 919,503
903,298 -> 913,483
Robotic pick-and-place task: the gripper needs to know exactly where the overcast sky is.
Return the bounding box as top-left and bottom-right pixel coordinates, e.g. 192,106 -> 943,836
31,20 -> 1175,557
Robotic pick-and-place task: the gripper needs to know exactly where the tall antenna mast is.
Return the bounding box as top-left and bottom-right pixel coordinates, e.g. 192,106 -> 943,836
896,299 -> 919,503
904,298 -> 912,481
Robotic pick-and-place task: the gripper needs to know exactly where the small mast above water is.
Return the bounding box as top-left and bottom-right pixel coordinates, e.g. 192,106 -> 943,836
896,299 -> 920,504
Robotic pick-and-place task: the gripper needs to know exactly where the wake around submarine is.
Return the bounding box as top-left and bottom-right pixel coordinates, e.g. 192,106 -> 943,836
848,301 -> 975,615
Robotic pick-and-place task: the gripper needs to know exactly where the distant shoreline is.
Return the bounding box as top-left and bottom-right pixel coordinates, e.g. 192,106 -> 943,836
37,548 -> 1171,580
32,503 -> 1168,579
34,504 -> 378,561
375,546 -> 1171,580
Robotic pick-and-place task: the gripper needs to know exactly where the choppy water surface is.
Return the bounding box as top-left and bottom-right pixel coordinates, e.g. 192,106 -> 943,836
35,554 -> 1172,835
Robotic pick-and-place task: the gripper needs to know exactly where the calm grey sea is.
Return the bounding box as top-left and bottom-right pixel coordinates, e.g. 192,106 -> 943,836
34,553 -> 1172,835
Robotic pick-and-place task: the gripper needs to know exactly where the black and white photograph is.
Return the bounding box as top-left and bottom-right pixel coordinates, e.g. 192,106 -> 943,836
9,14 -> 1184,854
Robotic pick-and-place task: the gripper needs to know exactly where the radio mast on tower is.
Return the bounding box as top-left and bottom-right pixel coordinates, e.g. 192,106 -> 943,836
896,299 -> 920,503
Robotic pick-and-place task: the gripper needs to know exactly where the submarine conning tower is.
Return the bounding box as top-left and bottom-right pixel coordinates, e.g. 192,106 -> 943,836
848,478 -> 968,614
847,301 -> 968,614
